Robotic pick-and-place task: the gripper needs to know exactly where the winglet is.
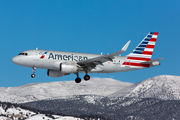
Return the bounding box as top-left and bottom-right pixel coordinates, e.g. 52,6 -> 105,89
108,40 -> 131,56
122,40 -> 131,52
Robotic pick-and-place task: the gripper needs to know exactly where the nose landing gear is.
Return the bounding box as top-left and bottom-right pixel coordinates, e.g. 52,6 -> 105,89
31,67 -> 36,78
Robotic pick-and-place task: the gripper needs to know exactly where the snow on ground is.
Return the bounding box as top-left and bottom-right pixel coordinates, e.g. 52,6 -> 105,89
0,105 -> 84,120
110,75 -> 180,100
26,114 -> 84,120
0,78 -> 133,103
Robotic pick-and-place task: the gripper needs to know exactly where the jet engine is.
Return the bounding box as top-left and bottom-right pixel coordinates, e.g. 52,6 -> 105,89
47,69 -> 64,77
53,62 -> 78,73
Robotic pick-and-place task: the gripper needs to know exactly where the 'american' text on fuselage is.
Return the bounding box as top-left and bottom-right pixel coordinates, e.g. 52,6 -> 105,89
48,53 -> 88,61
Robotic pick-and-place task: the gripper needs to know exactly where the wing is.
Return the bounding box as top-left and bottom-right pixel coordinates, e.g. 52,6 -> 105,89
77,40 -> 131,68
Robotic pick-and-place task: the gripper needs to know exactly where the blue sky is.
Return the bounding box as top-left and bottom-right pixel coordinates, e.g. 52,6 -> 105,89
0,0 -> 179,87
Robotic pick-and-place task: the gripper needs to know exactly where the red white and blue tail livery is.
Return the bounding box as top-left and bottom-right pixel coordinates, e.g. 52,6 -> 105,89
12,32 -> 163,83
122,32 -> 162,68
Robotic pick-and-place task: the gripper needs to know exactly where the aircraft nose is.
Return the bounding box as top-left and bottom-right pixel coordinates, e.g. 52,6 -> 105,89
12,56 -> 20,64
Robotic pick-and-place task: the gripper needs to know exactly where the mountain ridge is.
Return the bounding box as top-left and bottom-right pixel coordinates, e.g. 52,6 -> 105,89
1,75 -> 180,120
110,75 -> 180,100
1,75 -> 180,104
22,95 -> 180,120
0,77 -> 132,103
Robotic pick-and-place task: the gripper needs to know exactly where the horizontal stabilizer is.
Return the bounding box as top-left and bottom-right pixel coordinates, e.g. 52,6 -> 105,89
140,58 -> 164,64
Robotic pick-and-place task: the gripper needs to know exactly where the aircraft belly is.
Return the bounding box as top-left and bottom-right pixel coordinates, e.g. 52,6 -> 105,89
115,66 -> 142,72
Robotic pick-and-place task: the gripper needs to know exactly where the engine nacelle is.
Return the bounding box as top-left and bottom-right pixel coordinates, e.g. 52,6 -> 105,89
61,63 -> 78,73
47,69 -> 64,77
53,62 -> 78,74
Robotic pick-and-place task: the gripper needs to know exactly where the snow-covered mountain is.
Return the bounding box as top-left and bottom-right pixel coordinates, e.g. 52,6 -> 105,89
1,75 -> 180,120
110,75 -> 180,100
23,95 -> 180,120
0,78 -> 132,103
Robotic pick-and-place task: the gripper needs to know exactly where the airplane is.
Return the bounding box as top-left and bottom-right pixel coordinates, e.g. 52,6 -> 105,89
12,32 -> 163,83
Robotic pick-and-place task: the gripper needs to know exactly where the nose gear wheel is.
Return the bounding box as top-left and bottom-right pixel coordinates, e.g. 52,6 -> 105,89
31,74 -> 35,78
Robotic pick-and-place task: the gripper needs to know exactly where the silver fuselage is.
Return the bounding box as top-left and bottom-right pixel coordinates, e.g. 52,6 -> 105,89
12,50 -> 140,74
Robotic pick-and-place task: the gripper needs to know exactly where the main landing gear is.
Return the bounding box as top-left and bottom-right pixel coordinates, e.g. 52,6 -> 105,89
31,67 -> 36,78
75,73 -> 90,83
75,77 -> 81,83
84,74 -> 90,81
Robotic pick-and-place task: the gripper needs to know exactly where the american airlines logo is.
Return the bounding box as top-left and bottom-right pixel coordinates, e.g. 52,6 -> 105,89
48,53 -> 88,61
40,51 -> 48,59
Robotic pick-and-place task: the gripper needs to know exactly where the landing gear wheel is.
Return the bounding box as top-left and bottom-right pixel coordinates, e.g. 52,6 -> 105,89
31,74 -> 35,78
84,74 -> 90,81
75,77 -> 81,83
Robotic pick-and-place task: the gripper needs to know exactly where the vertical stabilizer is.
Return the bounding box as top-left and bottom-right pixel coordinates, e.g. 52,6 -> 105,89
123,32 -> 158,67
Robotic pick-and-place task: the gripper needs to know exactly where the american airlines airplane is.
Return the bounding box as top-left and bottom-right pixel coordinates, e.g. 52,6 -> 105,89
12,32 -> 163,83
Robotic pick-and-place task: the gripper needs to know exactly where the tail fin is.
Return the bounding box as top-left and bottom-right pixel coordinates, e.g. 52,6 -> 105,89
123,32 -> 158,68
127,32 -> 158,61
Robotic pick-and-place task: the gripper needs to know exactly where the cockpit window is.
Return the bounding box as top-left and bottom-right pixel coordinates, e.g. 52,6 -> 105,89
18,53 -> 28,56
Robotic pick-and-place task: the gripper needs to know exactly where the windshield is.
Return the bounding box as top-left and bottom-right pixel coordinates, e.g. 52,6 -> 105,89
18,53 -> 28,56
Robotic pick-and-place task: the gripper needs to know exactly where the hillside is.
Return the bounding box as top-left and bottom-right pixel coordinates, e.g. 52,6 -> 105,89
110,75 -> 180,100
1,75 -> 180,120
0,78 -> 132,103
22,95 -> 180,120
20,75 -> 180,120
0,101 -> 83,120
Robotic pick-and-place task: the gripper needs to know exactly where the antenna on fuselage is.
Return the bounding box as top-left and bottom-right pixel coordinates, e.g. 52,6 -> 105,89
36,47 -> 38,50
